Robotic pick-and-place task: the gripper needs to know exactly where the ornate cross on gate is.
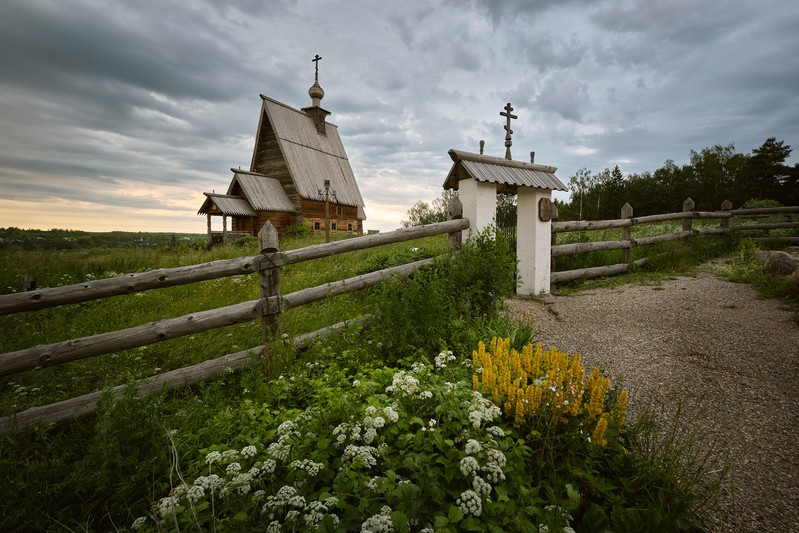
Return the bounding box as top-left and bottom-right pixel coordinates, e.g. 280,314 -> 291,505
500,102 -> 517,160
312,54 -> 322,81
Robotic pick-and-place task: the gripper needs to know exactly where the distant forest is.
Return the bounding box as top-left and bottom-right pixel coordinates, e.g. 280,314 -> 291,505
556,137 -> 799,220
0,228 -> 205,251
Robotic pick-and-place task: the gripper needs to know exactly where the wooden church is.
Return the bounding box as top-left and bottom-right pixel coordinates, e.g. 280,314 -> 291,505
198,57 -> 366,245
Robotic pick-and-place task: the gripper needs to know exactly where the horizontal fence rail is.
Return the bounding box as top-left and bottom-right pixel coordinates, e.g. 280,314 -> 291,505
550,199 -> 798,289
0,215 -> 469,433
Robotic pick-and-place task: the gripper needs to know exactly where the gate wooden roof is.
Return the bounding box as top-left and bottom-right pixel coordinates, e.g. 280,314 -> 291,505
443,149 -> 567,192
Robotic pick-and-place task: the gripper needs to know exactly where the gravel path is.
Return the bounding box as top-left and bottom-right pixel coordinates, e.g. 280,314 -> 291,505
504,267 -> 799,533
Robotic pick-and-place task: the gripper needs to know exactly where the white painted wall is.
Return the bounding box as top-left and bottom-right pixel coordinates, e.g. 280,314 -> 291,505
517,187 -> 552,295
458,177 -> 497,241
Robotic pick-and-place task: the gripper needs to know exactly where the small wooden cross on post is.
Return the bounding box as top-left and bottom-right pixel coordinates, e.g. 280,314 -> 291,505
500,102 -> 517,160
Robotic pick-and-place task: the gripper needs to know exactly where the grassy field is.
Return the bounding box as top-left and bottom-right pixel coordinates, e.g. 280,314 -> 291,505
0,224 -> 793,531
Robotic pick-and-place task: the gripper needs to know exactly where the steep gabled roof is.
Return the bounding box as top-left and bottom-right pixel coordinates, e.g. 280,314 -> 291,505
197,193 -> 257,217
228,170 -> 295,212
443,149 -> 567,192
252,95 -> 366,212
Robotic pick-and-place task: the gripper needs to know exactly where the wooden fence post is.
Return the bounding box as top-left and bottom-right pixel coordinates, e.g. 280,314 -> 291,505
550,203 -> 558,293
258,222 -> 281,342
720,199 -> 733,229
621,202 -> 634,265
682,198 -> 695,231
448,195 -> 463,250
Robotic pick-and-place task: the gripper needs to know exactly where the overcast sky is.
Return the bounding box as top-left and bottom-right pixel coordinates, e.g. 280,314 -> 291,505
1,0 -> 797,234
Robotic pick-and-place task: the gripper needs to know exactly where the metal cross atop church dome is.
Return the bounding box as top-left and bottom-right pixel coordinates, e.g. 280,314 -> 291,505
312,54 -> 322,80
500,102 -> 517,160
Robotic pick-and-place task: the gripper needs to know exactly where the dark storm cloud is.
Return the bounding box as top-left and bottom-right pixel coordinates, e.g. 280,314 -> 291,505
0,0 -> 797,232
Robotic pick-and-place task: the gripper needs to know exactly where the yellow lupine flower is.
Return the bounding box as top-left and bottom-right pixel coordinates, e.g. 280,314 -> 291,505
514,398 -> 525,427
471,337 -> 627,439
593,413 -> 609,446
613,389 -> 629,427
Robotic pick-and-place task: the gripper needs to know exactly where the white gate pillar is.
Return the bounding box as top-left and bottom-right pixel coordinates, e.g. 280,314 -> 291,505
517,187 -> 552,295
459,177 -> 497,241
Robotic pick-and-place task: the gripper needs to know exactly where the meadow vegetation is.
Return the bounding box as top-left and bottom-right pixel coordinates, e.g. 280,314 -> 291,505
2,224 -> 790,531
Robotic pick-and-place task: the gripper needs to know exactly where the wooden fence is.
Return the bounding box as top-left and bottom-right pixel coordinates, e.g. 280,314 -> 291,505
550,198 -> 799,289
0,216 -> 469,433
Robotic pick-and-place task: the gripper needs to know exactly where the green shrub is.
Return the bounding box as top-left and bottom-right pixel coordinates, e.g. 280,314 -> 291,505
367,227 -> 517,361
282,222 -> 313,239
741,198 -> 782,210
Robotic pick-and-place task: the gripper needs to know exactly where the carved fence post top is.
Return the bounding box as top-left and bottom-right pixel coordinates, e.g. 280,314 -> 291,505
721,199 -> 733,210
447,195 -> 463,219
258,221 -> 279,253
683,197 -> 695,210
621,202 -> 633,218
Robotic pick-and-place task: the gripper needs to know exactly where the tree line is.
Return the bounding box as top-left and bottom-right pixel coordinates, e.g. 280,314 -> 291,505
558,137 -> 798,220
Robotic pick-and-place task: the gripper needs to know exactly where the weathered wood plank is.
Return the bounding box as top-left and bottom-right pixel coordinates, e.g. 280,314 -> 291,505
551,258 -> 648,284
632,212 -> 694,224
270,218 -> 469,267
551,263 -> 630,283
551,240 -> 631,258
633,231 -> 693,246
733,206 -> 799,216
730,222 -> 799,231
0,257 -> 262,316
281,258 -> 437,310
0,300 -> 264,378
551,218 -> 632,232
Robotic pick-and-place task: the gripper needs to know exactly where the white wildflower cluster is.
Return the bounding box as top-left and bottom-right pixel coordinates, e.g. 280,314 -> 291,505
262,486 -> 339,529
486,425 -> 505,438
193,474 -> 224,492
341,444 -> 379,470
382,406 -> 399,423
131,516 -> 147,530
335,405 -> 398,448
186,484 -> 205,504
267,436 -> 292,463
472,475 -> 492,499
241,444 -> 257,458
456,489 -> 483,517
385,370 -> 420,396
434,349 -> 456,369
420,418 -> 437,432
290,459 -> 323,477
464,439 -> 482,455
361,505 -> 397,532
411,362 -> 428,374
277,420 -> 301,438
539,505 -> 575,533
366,476 -> 383,492
481,461 -> 506,484
156,495 -> 179,519
460,456 -> 480,477
465,391 -> 502,429
459,438 -> 508,503
303,498 -> 339,528
418,390 -> 433,400
205,450 -> 222,465
226,462 -> 242,475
